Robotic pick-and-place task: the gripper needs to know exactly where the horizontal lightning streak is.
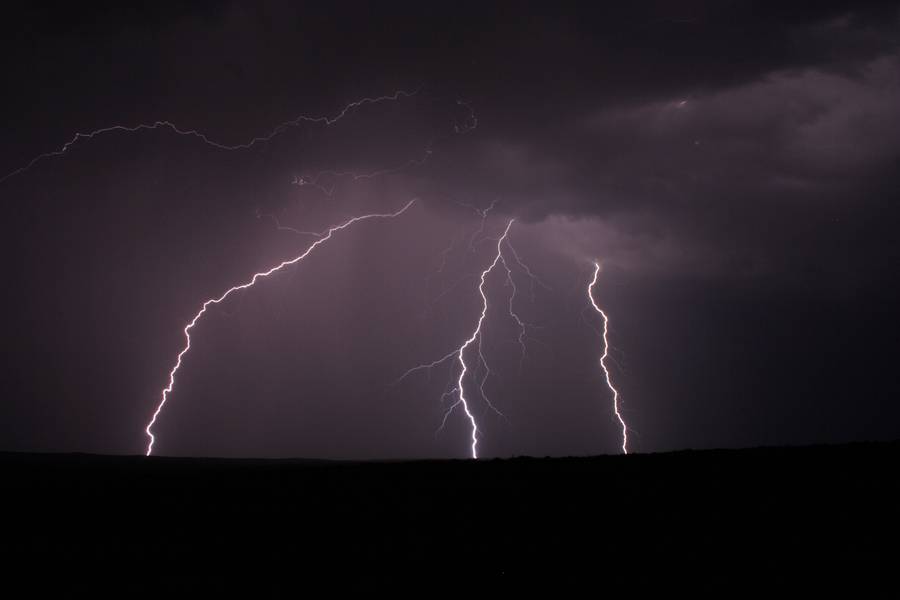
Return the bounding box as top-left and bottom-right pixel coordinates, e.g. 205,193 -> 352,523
144,199 -> 417,456
2,90 -> 417,184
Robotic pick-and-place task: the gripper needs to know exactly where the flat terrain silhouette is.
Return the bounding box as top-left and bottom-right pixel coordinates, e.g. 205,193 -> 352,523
3,442 -> 897,593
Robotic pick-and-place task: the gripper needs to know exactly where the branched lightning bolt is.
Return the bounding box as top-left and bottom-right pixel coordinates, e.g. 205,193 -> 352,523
144,199 -> 417,456
587,261 -> 629,454
1,90 -> 417,184
447,219 -> 515,457
398,218 -> 515,458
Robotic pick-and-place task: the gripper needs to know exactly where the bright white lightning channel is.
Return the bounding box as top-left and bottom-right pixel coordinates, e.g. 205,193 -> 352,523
398,218 -> 519,459
587,261 -> 628,454
144,199 -> 416,456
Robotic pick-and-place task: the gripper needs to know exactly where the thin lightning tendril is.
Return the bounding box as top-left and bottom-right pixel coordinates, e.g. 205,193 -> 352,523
454,100 -> 478,133
474,320 -> 507,421
505,234 -> 552,303
292,149 -> 433,197
436,386 -> 460,434
497,242 -> 531,372
256,210 -> 324,238
1,91 -> 417,185
587,261 -> 629,454
144,199 -> 417,456
463,199 -> 497,251
433,237 -> 457,275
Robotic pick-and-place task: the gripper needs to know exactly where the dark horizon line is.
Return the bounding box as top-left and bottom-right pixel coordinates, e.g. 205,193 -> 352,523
3,438 -> 897,466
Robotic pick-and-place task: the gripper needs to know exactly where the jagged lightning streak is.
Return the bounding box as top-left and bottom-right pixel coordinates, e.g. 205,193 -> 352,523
144,199 -> 417,456
448,218 -> 515,457
1,90 -> 417,184
587,261 -> 628,454
398,219 -> 515,458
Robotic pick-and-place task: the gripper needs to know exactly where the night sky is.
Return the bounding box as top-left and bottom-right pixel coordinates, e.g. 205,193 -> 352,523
2,1 -> 898,458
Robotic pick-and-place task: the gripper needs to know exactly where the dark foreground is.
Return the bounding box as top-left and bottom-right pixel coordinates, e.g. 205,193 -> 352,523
3,443 -> 898,593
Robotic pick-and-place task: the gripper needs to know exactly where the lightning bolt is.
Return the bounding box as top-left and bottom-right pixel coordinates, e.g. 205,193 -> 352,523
398,218 -> 515,458
144,199 -> 417,456
587,261 -> 628,454
1,90 -> 417,184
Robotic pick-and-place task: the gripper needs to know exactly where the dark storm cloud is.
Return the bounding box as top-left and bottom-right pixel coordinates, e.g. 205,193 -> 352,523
360,4 -> 899,287
2,1 -> 899,457
449,51 -> 900,283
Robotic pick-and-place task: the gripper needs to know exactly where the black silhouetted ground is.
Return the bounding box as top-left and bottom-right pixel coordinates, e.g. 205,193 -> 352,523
3,442 -> 897,594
